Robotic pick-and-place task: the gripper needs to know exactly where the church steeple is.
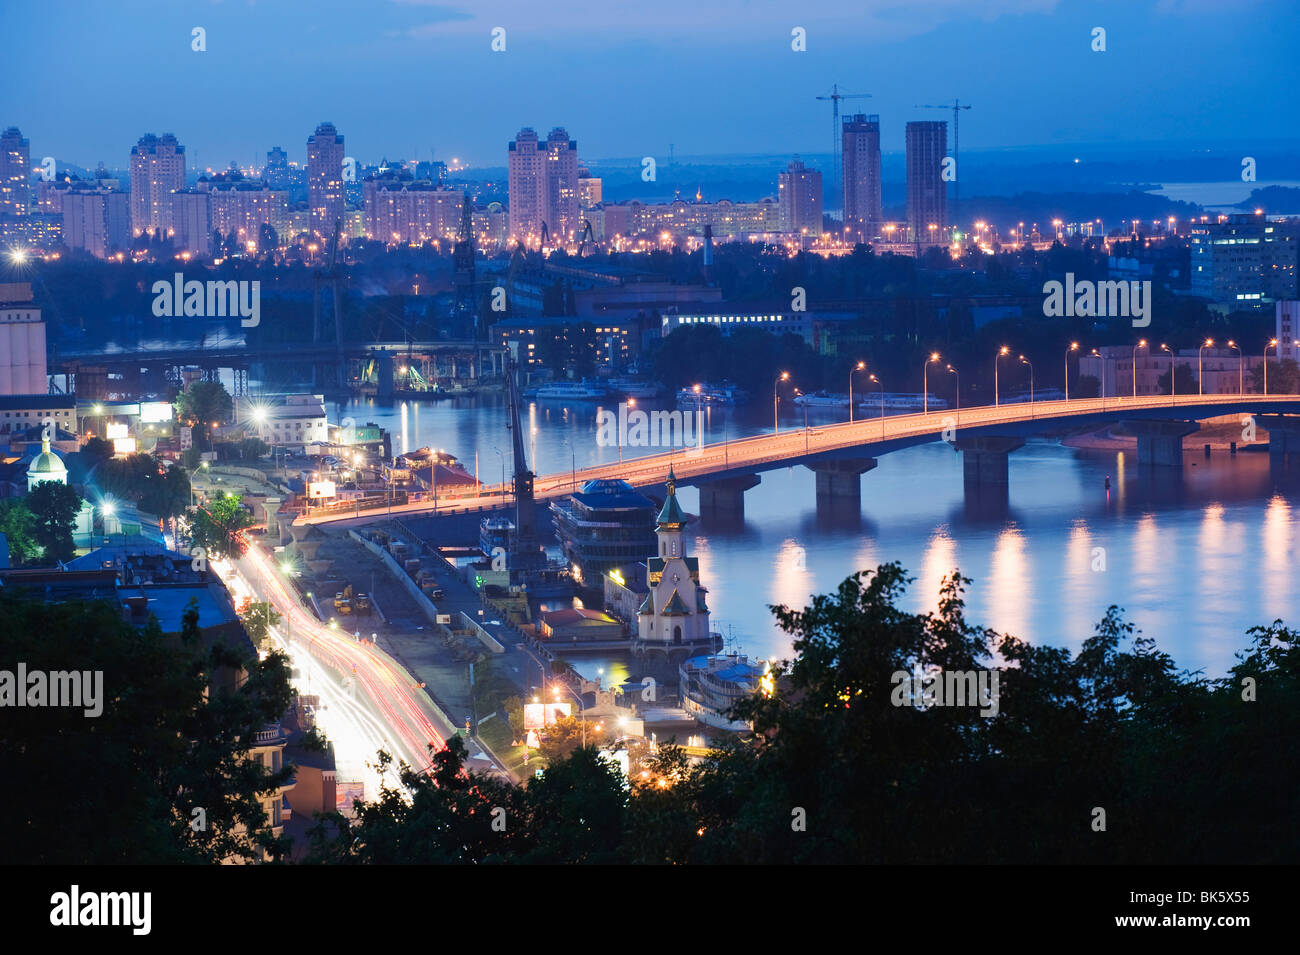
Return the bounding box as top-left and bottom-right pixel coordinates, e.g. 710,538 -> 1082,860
657,466 -> 686,559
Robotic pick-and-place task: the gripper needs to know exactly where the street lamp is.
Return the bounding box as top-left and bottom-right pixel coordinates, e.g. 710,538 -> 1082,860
792,390 -> 810,452
995,345 -> 1010,405
868,374 -> 885,439
1199,339 -> 1214,396
1131,339 -> 1148,399
619,396 -> 638,464
849,361 -> 866,423
923,353 -> 941,414
1265,339 -> 1278,395
773,371 -> 790,434
1226,339 -> 1242,395
1019,355 -> 1034,405
1065,342 -> 1079,402
492,446 -> 506,499
946,364 -> 960,423
1159,344 -> 1174,401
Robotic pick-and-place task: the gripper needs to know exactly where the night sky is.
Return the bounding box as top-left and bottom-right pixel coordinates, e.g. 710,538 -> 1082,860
1,0 -> 1292,167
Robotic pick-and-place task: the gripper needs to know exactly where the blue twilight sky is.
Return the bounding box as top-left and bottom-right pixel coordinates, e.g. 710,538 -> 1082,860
0,0 -> 1294,170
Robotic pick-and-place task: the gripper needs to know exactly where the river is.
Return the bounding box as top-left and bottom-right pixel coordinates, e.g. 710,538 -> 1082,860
329,393 -> 1299,682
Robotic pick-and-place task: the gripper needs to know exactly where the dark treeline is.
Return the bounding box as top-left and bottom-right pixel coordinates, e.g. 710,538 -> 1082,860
4,564 -> 1293,863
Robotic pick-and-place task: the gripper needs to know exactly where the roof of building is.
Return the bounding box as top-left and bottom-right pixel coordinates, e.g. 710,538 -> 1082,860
27,434 -> 67,478
572,478 -> 655,510
542,607 -> 619,627
0,395 -> 76,411
648,556 -> 698,575
661,591 -> 691,616
656,467 -> 686,527
637,592 -> 654,615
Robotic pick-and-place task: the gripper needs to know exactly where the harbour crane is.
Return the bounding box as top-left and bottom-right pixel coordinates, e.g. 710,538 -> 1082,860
816,84 -> 872,199
914,100 -> 973,233
312,218 -> 345,388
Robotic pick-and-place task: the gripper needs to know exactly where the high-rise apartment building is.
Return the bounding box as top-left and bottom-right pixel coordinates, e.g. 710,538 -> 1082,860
578,166 -> 602,209
61,187 -> 130,258
1,127 -> 31,218
841,114 -> 881,243
1190,213 -> 1298,310
129,133 -> 186,236
905,121 -> 947,246
263,146 -> 292,190
307,123 -> 346,242
170,190 -> 212,256
545,128 -> 580,242
363,172 -> 464,244
778,158 -> 823,238
508,128 -> 548,244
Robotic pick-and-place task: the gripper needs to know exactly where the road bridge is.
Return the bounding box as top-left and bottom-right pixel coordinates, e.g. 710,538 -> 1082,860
296,393 -> 1300,526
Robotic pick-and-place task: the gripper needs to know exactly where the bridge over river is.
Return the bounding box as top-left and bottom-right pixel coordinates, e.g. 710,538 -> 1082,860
296,393 -> 1300,525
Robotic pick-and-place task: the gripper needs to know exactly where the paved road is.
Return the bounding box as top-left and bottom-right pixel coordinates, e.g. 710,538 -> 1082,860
224,545 -> 465,778
297,393 -> 1300,526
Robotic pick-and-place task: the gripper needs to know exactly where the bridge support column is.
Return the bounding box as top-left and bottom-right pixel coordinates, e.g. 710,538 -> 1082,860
696,474 -> 760,520
955,436 -> 1024,491
376,352 -> 395,400
1254,415 -> 1300,471
1125,420 -> 1200,467
807,457 -> 877,509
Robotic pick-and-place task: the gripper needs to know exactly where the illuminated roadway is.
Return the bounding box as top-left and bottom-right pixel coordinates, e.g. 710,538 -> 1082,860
297,393 -> 1300,525
218,544 -> 469,785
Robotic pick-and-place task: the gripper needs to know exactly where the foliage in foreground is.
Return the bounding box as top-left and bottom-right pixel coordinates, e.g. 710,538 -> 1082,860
306,563 -> 1299,864
0,594 -> 294,863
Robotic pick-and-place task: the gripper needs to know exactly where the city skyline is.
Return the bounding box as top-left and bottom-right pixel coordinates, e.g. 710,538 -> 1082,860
1,0 -> 1293,166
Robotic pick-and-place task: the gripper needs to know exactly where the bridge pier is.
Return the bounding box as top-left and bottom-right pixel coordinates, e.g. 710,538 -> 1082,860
1254,415 -> 1300,471
955,436 -> 1024,491
696,473 -> 760,520
807,457 -> 878,509
376,352 -> 395,400
1125,420 -> 1200,467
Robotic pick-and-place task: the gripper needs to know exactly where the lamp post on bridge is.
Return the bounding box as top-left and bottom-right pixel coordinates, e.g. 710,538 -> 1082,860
849,360 -> 866,423
1226,339 -> 1242,395
923,353 -> 941,414
995,345 -> 1010,405
1199,339 -> 1214,396
1064,342 -> 1079,402
774,371 -> 790,435
1132,339 -> 1147,399
1159,344 -> 1174,402
1265,339 -> 1278,395
1019,355 -> 1034,409
868,374 -> 885,439
946,364 -> 960,424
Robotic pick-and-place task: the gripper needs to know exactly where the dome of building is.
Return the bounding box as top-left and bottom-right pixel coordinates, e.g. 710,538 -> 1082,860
27,432 -> 68,490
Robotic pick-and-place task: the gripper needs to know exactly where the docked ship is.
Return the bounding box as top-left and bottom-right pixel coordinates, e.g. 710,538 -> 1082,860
855,392 -> 949,413
678,652 -> 767,732
533,379 -> 608,400
676,382 -> 749,406
793,390 -> 851,408
607,377 -> 663,399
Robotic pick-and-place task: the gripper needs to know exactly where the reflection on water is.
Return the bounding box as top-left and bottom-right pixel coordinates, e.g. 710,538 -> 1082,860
337,396 -> 1300,678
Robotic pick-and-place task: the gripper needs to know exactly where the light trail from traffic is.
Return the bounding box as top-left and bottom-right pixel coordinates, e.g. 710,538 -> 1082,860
214,546 -> 456,783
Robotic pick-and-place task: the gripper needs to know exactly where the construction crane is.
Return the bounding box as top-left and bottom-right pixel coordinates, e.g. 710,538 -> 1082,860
576,218 -> 594,256
816,84 -> 872,198
915,100 -> 973,232
312,219 -> 346,388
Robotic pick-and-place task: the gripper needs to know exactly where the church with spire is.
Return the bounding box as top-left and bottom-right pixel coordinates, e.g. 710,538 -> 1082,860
632,467 -> 719,664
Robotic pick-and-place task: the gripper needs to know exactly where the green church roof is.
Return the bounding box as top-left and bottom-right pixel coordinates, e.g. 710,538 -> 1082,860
656,466 -> 687,527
